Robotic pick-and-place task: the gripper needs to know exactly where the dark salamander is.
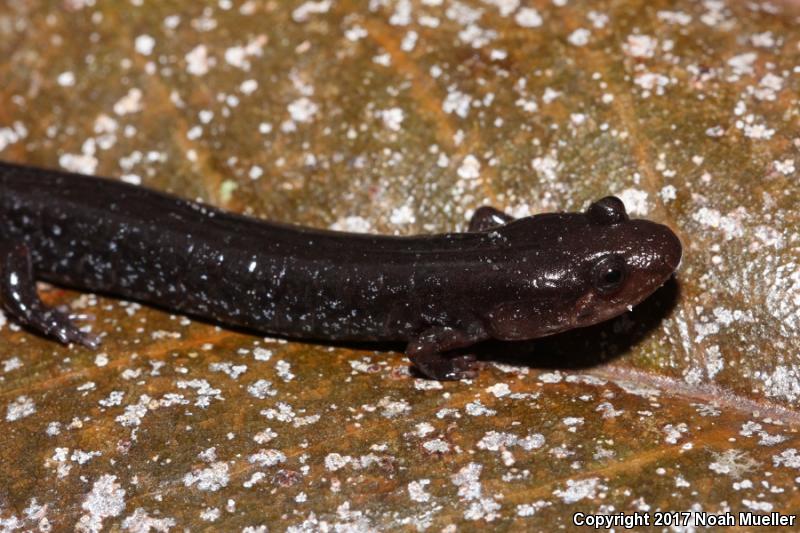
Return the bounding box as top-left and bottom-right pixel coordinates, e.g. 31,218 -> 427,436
0,161 -> 681,380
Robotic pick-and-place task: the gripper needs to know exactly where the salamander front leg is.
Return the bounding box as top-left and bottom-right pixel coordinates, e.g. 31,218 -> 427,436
406,326 -> 485,380
0,242 -> 99,348
468,206 -> 515,232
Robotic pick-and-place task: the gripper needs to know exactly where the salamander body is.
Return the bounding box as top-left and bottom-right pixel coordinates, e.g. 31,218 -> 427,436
0,161 -> 681,379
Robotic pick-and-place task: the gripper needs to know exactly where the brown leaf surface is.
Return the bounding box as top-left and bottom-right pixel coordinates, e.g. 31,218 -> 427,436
1,0 -> 800,530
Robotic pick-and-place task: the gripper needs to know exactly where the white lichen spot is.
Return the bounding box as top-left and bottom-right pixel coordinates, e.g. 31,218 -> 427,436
407,479 -> 431,503
486,383 -> 510,398
378,108 -> 405,131
567,28 -> 590,47
292,0 -> 331,23
515,7 -> 542,28
6,395 -> 35,421
755,366 -> 800,402
247,379 -> 276,399
451,463 -> 501,521
389,205 -> 416,226
709,450 -> 758,478
554,477 -> 602,503
457,155 -> 481,180
773,159 -> 795,176
183,462 -> 230,491
57,71 -> 76,87
76,475 -> 126,533
185,45 -> 212,76
248,449 -> 286,467
422,439 -> 450,453
617,188 -> 649,216
287,97 -> 319,123
623,34 -> 658,58
538,371 -> 563,383
324,453 -> 352,471
659,184 -> 677,203
134,34 -> 155,56
657,10 -> 692,25
121,508 -> 176,533
443,87 -> 473,118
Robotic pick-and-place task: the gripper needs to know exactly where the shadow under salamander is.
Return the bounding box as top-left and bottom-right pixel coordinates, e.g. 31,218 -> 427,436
43,276 -> 678,376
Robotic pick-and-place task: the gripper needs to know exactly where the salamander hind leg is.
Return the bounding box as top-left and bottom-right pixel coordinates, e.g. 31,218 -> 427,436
0,242 -> 99,348
406,326 -> 484,381
468,206 -> 515,232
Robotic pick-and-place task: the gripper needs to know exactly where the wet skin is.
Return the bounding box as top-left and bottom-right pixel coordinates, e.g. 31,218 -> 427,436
0,161 -> 682,380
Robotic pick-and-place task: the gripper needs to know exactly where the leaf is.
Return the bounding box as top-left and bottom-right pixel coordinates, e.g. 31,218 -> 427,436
1,0 -> 800,530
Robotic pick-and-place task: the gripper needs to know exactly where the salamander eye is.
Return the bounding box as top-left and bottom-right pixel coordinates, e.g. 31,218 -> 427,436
587,196 -> 628,225
591,255 -> 627,295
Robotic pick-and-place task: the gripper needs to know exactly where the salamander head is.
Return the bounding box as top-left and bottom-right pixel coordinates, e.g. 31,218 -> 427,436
486,196 -> 682,340
570,196 -> 682,328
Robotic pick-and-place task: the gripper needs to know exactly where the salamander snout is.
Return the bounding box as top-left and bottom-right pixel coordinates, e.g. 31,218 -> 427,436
571,216 -> 682,329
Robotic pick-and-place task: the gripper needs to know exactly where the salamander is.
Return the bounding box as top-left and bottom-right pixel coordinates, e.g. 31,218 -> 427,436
0,161 -> 682,380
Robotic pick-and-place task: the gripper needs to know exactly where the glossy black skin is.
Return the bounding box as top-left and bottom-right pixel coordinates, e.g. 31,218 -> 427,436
0,161 -> 682,380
